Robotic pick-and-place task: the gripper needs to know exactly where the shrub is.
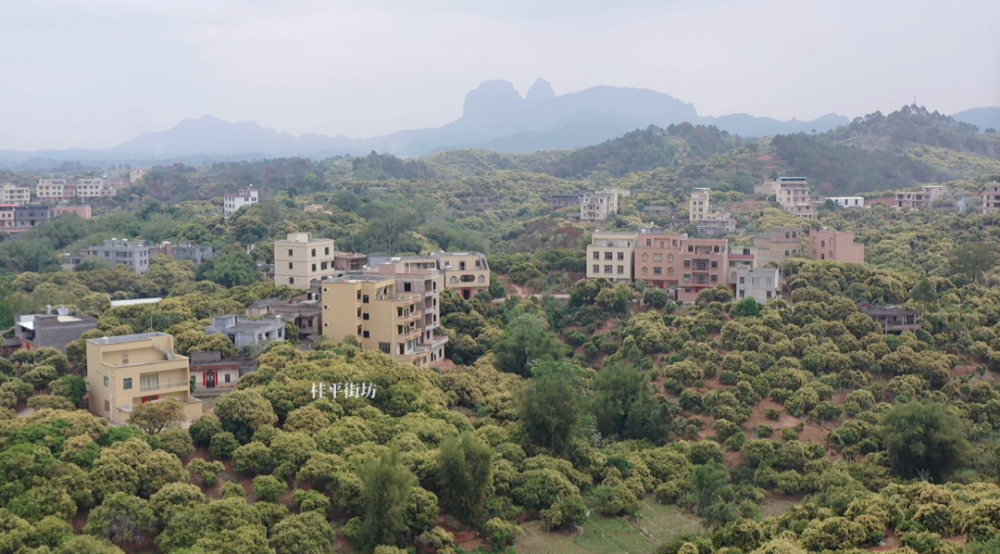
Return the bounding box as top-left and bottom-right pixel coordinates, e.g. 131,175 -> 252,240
764,408 -> 782,421
484,518 -> 524,550
252,475 -> 287,503
209,432 -> 239,460
756,424 -> 774,438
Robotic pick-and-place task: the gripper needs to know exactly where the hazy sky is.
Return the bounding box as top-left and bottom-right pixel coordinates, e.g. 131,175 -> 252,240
2,0 -> 998,150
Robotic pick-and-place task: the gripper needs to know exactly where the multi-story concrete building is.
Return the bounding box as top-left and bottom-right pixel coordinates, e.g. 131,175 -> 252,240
982,183 -> 1000,213
0,184 -> 31,205
334,252 -> 368,271
14,205 -> 52,229
435,252 -> 491,299
735,267 -> 780,304
895,185 -> 947,210
154,242 -> 214,265
697,212 -> 736,237
86,239 -> 152,273
129,169 -> 147,184
551,193 -> 584,209
808,229 -> 865,264
224,186 -> 259,216
828,196 -> 865,208
15,306 -> 98,352
580,191 -> 619,222
249,295 -> 322,338
727,246 -> 756,286
76,178 -> 105,199
273,232 -> 339,289
689,188 -> 711,221
86,332 -> 203,425
774,177 -> 822,218
0,205 -> 15,230
319,262 -> 448,368
52,204 -> 92,219
753,227 -> 803,268
634,228 -> 728,302
205,315 -> 285,348
35,179 -> 68,202
586,231 -> 637,282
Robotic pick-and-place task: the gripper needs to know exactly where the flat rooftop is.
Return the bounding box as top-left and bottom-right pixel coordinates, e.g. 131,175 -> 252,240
88,332 -> 170,345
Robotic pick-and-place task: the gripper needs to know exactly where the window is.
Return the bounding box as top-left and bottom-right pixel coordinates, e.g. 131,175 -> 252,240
379,343 -> 391,354
668,255 -> 673,263
225,374 -> 231,383
288,262 -> 294,270
140,374 -> 159,392
288,249 -> 294,256
321,262 -> 328,270
593,264 -> 600,273
363,295 -> 369,303
288,277 -> 295,285
739,276 -> 745,284
711,261 -> 718,269
311,264 -> 317,271
653,267 -> 662,275
604,252 -> 613,260
363,331 -> 370,338
478,275 -> 485,282
311,248 -> 316,257
784,250 -> 790,256
604,265 -> 613,273
642,267 -> 648,275
659,241 -> 665,248
752,277 -> 760,285
642,254 -> 648,262
617,252 -> 624,261
684,260 -> 691,268
668,267 -> 674,276
104,400 -> 110,412
617,265 -> 624,274
103,376 -> 109,387
766,277 -> 773,285
325,247 -> 330,255
821,240 -> 826,247
683,274 -> 691,282
646,239 -> 652,246
357,325 -> 362,335
122,353 -> 129,364
592,252 -> 600,260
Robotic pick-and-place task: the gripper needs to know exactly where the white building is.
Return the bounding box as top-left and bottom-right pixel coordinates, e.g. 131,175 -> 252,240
36,178 -> 68,201
735,267 -> 780,304
76,178 -> 105,198
689,188 -> 711,222
224,186 -> 259,216
0,184 -> 31,205
828,196 -> 865,208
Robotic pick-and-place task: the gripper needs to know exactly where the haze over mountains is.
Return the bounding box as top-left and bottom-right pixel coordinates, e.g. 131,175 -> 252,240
1,79 -> 996,169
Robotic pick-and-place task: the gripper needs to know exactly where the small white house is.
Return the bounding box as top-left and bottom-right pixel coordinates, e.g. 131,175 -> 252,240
827,196 -> 865,208
735,267 -> 780,304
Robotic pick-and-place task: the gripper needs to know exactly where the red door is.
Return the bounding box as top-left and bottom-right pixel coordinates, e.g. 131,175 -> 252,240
141,395 -> 159,403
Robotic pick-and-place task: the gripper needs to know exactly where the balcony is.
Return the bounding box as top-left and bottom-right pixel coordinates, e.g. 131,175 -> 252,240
396,310 -> 421,323
397,326 -> 421,340
140,377 -> 189,393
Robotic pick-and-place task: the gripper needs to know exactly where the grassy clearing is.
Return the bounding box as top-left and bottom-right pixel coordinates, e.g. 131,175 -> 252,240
517,498 -> 702,554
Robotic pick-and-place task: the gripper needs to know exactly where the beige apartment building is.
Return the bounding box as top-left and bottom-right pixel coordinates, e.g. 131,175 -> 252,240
436,252 -> 490,299
727,246 -> 755,286
0,184 -> 31,205
982,183 -> 1000,213
758,177 -> 823,218
76,178 -> 106,199
634,227 -> 728,303
319,263 -> 448,368
808,229 -> 864,264
580,191 -> 618,222
586,231 -> 637,282
36,178 -> 69,202
895,185 -> 947,210
86,332 -> 203,425
754,227 -> 803,268
273,232 -> 340,289
689,188 -> 711,221
0,205 -> 14,230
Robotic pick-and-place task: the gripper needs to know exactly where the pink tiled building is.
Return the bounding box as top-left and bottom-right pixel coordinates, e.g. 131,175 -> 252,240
635,228 -> 729,303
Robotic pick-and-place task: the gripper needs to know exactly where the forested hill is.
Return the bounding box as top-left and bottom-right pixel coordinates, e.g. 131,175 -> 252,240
833,105 -> 1000,158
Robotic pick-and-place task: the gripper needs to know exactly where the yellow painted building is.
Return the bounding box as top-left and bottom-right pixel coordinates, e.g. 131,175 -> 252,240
586,231 -> 637,282
273,232 -> 339,289
86,332 -> 202,425
320,263 -> 448,367
436,252 -> 490,299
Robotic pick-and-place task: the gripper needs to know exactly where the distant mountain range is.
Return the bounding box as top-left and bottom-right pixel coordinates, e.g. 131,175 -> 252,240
0,78 -> 995,168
